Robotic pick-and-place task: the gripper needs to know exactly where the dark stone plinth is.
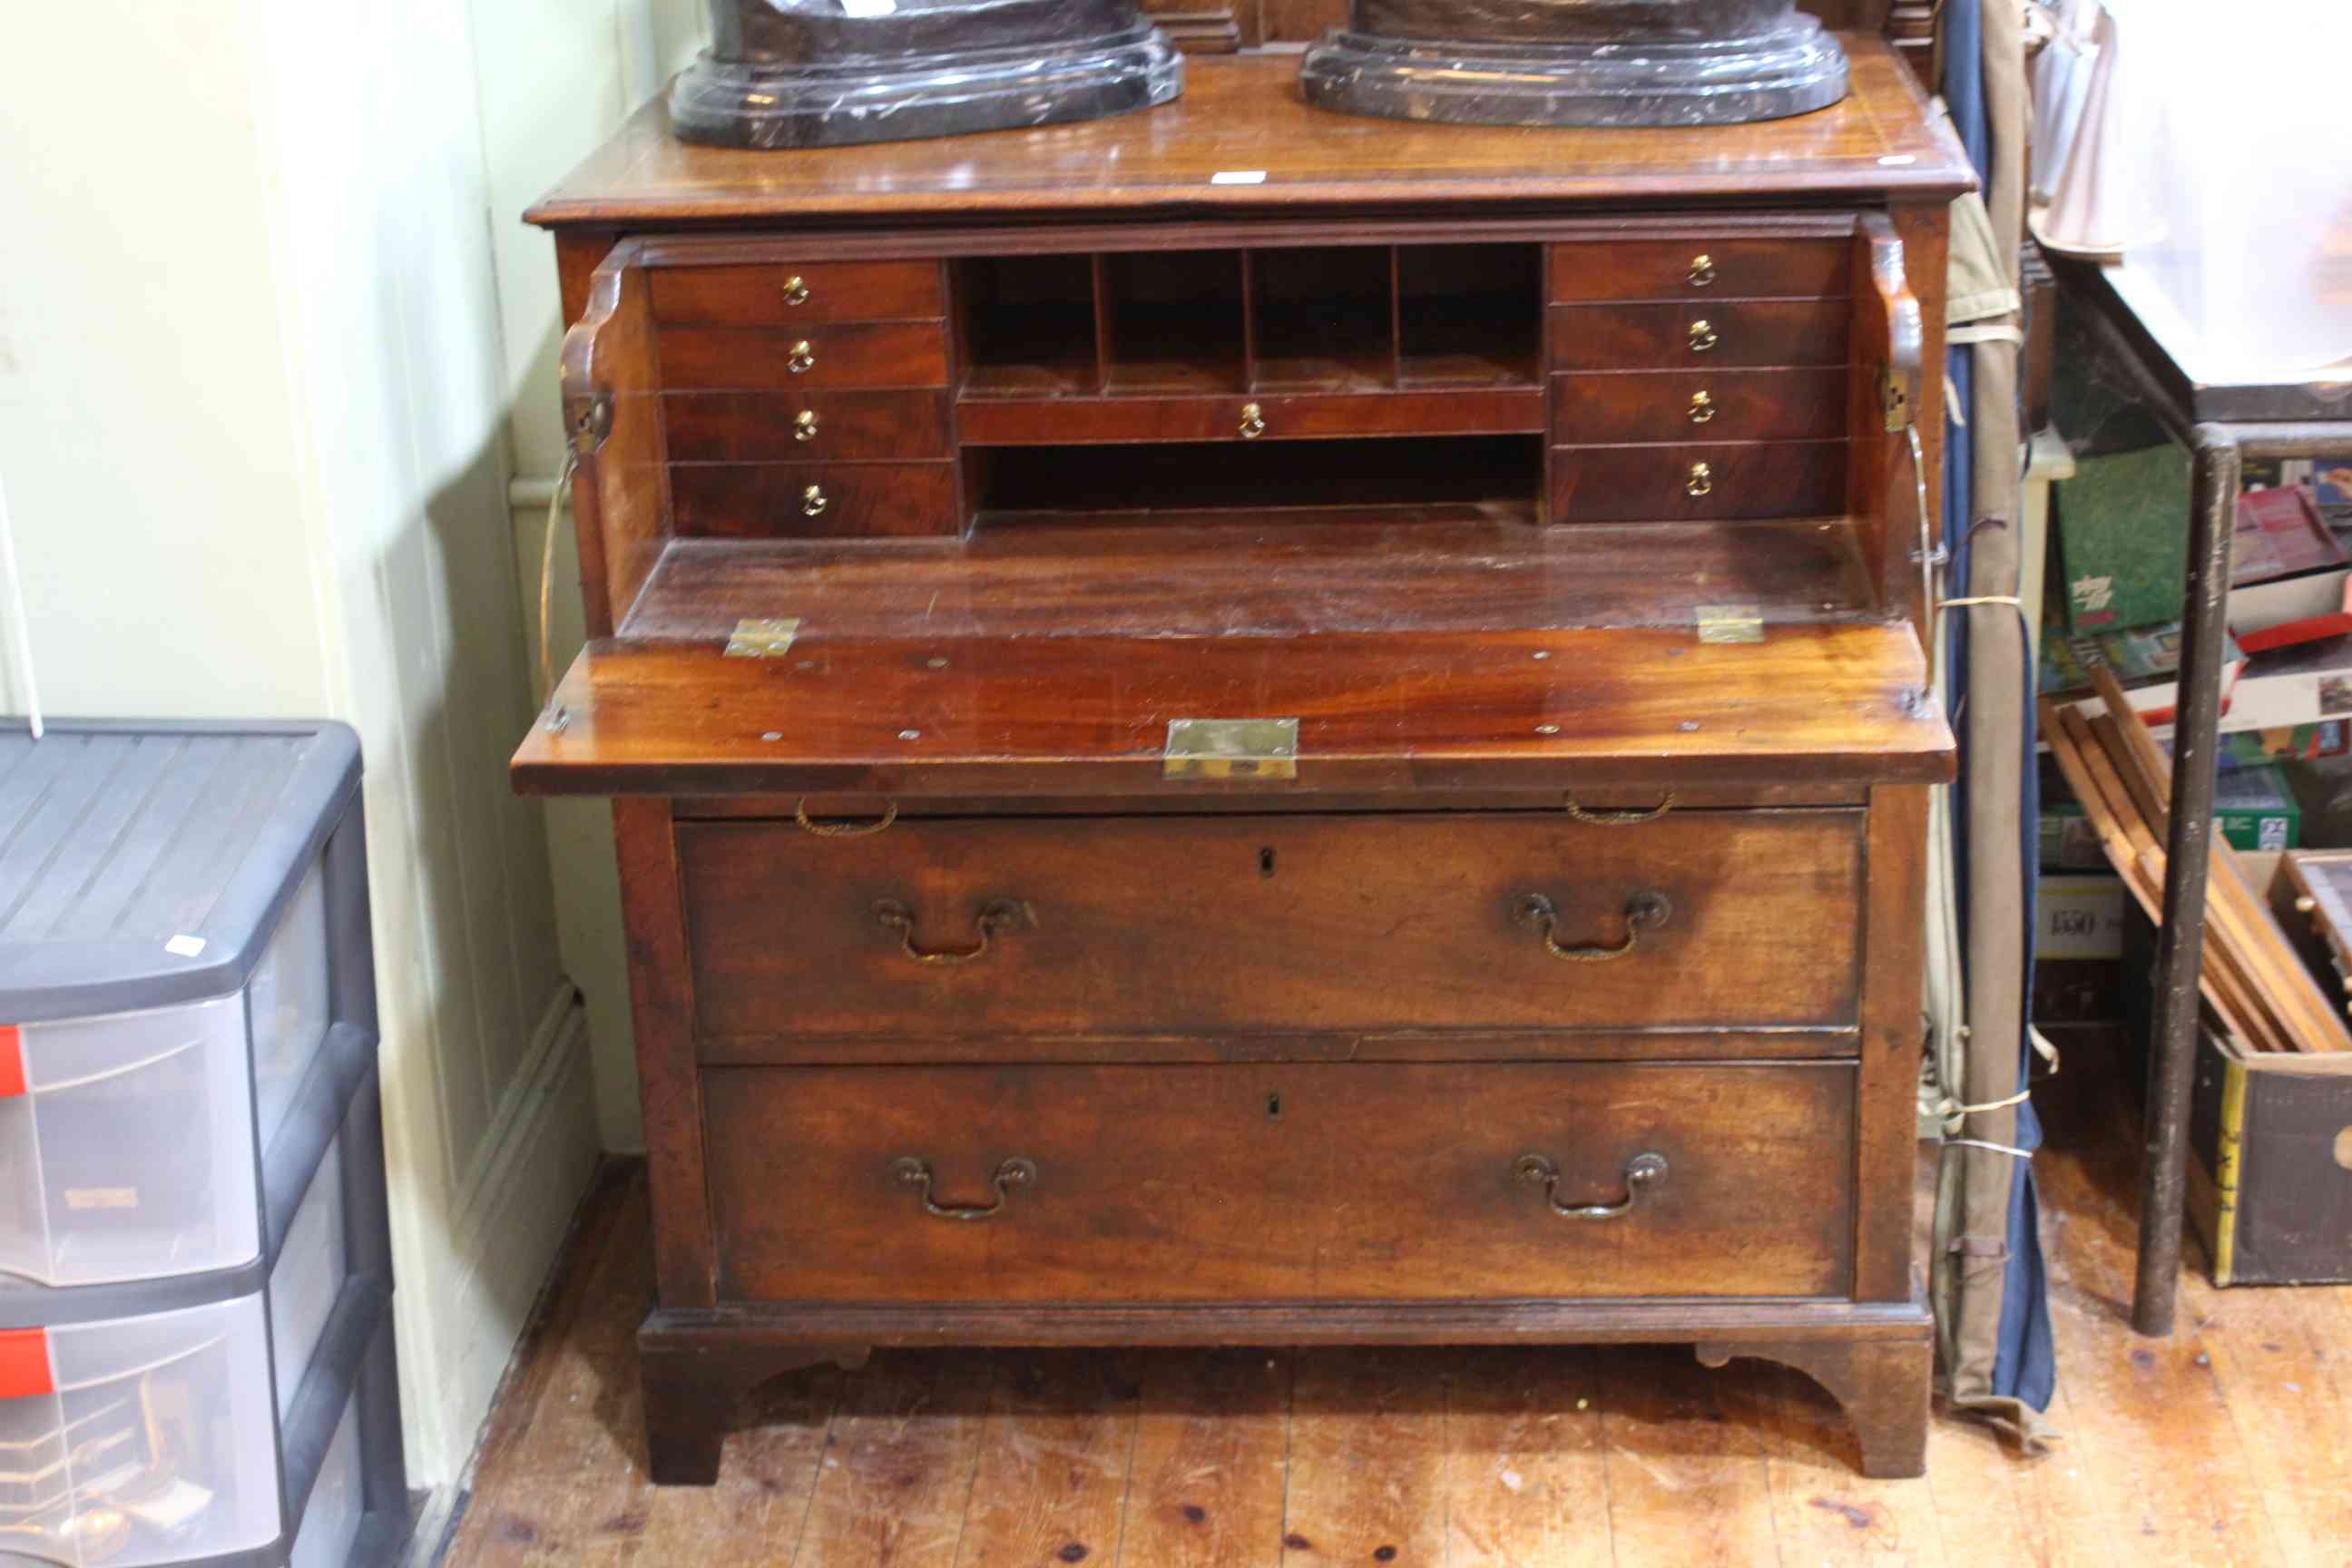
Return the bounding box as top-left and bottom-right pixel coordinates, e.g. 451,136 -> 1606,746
672,0 -> 1182,151
1300,1 -> 1848,129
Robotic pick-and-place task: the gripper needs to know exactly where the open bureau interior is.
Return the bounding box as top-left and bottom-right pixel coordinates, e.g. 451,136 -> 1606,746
530,209 -> 1933,794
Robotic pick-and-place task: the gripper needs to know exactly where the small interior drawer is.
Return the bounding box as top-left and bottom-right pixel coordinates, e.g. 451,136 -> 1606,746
956,388 -> 1545,446
648,260 -> 944,326
703,1061 -> 1857,1302
671,461 -> 958,539
1549,239 -> 1852,302
663,390 -> 953,463
1551,440 -> 1849,522
1548,301 -> 1850,371
659,321 -> 951,391
1552,368 -> 1849,446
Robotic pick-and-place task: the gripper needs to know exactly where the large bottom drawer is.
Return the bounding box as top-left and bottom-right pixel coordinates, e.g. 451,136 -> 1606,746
705,1062 -> 1855,1304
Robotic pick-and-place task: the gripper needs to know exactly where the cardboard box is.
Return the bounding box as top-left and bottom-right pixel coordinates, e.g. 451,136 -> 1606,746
2038,874 -> 2127,961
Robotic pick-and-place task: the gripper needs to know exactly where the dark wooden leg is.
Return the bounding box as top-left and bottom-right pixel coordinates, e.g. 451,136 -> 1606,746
2135,425 -> 2240,1337
638,1325 -> 871,1486
1695,1336 -> 1931,1479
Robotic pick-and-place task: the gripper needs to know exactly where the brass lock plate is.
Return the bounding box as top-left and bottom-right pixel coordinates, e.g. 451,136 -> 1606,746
1164,718 -> 1300,781
725,617 -> 803,659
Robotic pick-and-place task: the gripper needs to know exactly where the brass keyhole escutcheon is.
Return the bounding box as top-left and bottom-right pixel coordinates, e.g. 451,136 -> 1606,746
1688,253 -> 1717,288
788,339 -> 817,374
782,274 -> 811,307
1688,389 -> 1716,425
802,484 -> 829,517
1240,402 -> 1268,440
1688,319 -> 1719,354
1686,462 -> 1714,498
794,410 -> 819,443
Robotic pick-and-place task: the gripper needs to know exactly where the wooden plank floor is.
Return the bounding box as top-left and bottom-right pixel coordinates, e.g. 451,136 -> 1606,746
436,1033 -> 2352,1568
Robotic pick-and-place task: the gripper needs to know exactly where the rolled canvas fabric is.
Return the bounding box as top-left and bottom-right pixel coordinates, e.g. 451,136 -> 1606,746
1932,0 -> 2056,1448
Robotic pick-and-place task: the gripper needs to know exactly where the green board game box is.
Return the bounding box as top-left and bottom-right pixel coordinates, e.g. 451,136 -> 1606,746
2040,757 -> 2300,870
2054,445 -> 2192,634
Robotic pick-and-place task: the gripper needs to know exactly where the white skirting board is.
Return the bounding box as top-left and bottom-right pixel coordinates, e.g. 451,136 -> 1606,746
394,985 -> 602,1486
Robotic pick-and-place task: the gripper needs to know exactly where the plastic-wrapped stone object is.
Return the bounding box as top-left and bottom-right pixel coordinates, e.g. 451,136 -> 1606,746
1300,0 -> 1848,128
671,0 -> 1184,151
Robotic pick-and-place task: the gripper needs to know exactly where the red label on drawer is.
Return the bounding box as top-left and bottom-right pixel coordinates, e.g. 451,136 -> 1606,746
0,1025 -> 22,1098
0,1329 -> 52,1400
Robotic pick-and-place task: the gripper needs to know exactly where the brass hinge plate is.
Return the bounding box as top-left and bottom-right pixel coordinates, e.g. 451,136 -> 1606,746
1696,604 -> 1765,645
1164,718 -> 1299,781
724,617 -> 803,659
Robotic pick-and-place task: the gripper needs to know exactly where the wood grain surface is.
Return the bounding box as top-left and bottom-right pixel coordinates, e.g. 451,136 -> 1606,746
524,43 -> 1972,229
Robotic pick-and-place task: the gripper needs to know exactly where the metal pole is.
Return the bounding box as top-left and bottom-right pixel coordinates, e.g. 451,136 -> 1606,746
2132,425 -> 2239,1336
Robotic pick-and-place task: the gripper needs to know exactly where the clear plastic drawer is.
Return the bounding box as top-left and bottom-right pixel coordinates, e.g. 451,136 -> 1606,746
0,1297 -> 278,1566
246,865 -> 331,1152
286,1396 -> 361,1568
0,1003 -> 258,1289
266,1141 -> 345,1424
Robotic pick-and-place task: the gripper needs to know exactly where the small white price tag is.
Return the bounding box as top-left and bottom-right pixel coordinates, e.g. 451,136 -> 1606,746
840,0 -> 897,15
165,935 -> 208,958
1210,171 -> 1268,185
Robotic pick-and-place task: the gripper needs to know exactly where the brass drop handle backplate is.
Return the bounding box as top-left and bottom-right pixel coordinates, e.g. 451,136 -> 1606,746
782,274 -> 811,307
1514,890 -> 1671,963
794,410 -> 819,443
1688,319 -> 1719,353
1515,1152 -> 1669,1220
1688,253 -> 1718,289
788,339 -> 817,374
1239,402 -> 1268,440
801,485 -> 829,517
1686,462 -> 1714,498
875,897 -> 1026,965
892,1156 -> 1035,1220
1688,389 -> 1716,425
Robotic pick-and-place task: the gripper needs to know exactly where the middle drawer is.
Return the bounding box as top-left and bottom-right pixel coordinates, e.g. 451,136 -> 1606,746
680,810 -> 1864,1043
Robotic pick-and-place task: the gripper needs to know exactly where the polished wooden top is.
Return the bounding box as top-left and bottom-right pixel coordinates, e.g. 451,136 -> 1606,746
527,38 -> 1971,231
512,519 -> 1953,796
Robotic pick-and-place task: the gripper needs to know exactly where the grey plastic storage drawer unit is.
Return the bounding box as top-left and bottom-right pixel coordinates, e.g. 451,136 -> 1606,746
0,722 -> 407,1568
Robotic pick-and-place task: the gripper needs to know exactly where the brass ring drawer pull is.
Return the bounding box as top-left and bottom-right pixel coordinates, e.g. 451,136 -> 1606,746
1239,402 -> 1268,440
1514,1152 -> 1669,1220
1687,390 -> 1716,425
875,897 -> 1025,965
794,410 -> 820,443
802,485 -> 829,517
1685,462 -> 1714,498
1688,254 -> 1717,289
782,274 -> 811,307
892,1156 -> 1035,1220
1688,319 -> 1719,353
1563,791 -> 1676,825
795,798 -> 898,838
788,339 -> 818,374
1514,891 -> 1671,962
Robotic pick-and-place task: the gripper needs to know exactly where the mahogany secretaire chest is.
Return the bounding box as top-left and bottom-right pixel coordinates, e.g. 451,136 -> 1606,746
514,41 -> 1969,1484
